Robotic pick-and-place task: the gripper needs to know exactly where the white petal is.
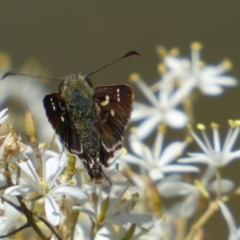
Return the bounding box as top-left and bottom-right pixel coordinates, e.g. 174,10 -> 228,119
200,85 -> 224,96
5,184 -> 39,195
129,133 -> 148,158
209,179 -> 235,194
178,153 -> 211,165
122,154 -> 149,169
133,142 -> 152,163
0,108 -> 8,119
17,160 -> 39,185
208,77 -> 237,86
201,65 -> 225,77
46,157 -> 60,184
218,201 -> 237,239
73,206 -> 96,219
0,115 -> 8,124
164,56 -> 191,78
189,130 -> 210,155
134,79 -> 159,107
153,130 -> 164,161
0,171 -> 7,187
51,185 -> 88,201
149,168 -> 164,182
162,165 -> 199,174
45,149 -> 60,158
0,198 -> 24,235
45,194 -> 61,226
202,165 -> 215,183
224,150 -> 240,165
164,56 -> 183,70
158,182 -> 195,197
106,213 -> 152,225
131,104 -> 156,121
135,114 -> 162,139
223,127 -> 240,155
160,141 -> 187,166
169,193 -> 199,218
169,79 -> 195,107
165,109 -> 188,129
213,128 -> 221,152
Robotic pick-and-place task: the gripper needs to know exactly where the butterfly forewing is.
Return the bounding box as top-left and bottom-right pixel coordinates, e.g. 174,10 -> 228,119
94,84 -> 133,152
43,93 -> 82,154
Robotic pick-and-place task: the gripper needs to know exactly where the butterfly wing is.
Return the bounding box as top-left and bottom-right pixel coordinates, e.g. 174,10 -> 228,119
93,84 -> 133,164
43,93 -> 82,154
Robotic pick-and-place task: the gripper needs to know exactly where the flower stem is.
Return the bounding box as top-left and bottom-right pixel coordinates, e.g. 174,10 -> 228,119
185,201 -> 219,240
216,167 -> 222,199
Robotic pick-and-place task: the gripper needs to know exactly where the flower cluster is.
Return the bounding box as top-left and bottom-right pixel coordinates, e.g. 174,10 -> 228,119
1,43 -> 240,240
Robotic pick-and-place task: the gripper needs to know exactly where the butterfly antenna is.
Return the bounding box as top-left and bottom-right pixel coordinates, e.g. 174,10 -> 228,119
85,50 -> 140,78
1,71 -> 64,81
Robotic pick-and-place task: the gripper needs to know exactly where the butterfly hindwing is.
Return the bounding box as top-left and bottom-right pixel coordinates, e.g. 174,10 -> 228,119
93,84 -> 133,153
43,93 -> 82,154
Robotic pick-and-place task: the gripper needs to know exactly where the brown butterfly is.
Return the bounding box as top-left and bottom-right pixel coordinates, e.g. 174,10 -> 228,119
2,51 -> 139,184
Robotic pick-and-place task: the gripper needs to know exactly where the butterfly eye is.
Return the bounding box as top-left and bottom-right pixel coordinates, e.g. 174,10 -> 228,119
58,82 -> 64,93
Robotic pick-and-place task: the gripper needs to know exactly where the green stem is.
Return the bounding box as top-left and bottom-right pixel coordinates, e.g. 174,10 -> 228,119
216,168 -> 221,199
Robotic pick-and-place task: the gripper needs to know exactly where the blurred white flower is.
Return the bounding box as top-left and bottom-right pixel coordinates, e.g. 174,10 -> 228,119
158,161 -> 235,219
164,42 -> 238,96
130,73 -> 189,139
123,126 -> 198,183
97,219 -> 168,240
0,64 -> 54,141
0,108 -> 8,125
0,197 -> 26,236
74,186 -> 151,238
4,154 -> 88,226
218,201 -> 240,240
158,175 -> 200,218
178,121 -> 240,168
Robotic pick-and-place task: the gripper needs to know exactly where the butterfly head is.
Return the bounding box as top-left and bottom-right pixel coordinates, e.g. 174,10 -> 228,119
61,73 -> 92,88
59,73 -> 94,99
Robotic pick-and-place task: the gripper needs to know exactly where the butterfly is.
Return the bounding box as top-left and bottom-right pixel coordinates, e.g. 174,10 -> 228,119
2,51 -> 139,184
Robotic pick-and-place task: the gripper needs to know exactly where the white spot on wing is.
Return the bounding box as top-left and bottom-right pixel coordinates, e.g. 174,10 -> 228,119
110,109 -> 115,116
61,116 -> 64,122
117,91 -> 120,102
100,95 -> 110,106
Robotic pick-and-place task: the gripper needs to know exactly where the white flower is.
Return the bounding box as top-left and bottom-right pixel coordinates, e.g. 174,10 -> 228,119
96,219 -> 167,240
178,121 -> 240,168
123,127 -> 198,183
0,69 -> 55,140
4,155 -> 88,226
0,108 -> 8,125
130,73 -> 190,139
158,162 -> 235,219
74,186 -> 151,238
0,197 -> 26,236
164,42 -> 238,96
158,175 -> 200,218
218,201 -> 240,240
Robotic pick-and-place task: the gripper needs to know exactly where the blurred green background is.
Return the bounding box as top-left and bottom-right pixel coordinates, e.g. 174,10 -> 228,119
1,1 -> 240,239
